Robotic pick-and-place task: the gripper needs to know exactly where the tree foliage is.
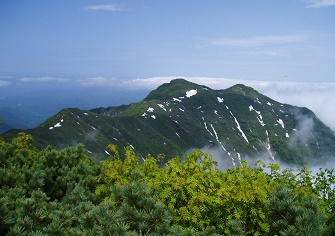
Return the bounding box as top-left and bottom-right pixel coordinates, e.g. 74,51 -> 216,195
1,133 -> 335,235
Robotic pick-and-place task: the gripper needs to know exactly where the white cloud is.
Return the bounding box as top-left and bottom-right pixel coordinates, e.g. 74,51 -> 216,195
208,35 -> 307,47
204,35 -> 310,58
244,50 -> 282,57
303,0 -> 335,8
121,76 -> 335,131
118,77 -> 177,89
76,77 -> 116,86
75,76 -> 174,89
85,4 -> 123,11
19,76 -> 69,83
260,82 -> 335,132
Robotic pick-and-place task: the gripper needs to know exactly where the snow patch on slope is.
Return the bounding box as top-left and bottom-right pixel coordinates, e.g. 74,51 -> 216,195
210,124 -> 219,142
210,123 -> 235,166
185,89 -> 197,98
49,118 -> 64,130
217,97 -> 224,103
158,104 -> 166,111
147,107 -> 154,112
202,117 -> 214,137
229,110 -> 249,143
277,119 -> 285,129
265,130 -> 276,161
249,105 -> 265,126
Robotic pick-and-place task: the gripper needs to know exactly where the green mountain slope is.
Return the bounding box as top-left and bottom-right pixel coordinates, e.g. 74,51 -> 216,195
4,79 -> 335,166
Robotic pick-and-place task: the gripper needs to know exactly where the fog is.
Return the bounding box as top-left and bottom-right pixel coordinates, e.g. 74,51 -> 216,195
288,112 -> 315,148
190,144 -> 335,176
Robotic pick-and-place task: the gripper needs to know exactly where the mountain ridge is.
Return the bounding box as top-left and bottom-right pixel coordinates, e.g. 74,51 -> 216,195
3,79 -> 335,166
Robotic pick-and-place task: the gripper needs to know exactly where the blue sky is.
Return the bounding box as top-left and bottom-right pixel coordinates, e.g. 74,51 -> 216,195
1,1 -> 335,131
0,0 -> 334,81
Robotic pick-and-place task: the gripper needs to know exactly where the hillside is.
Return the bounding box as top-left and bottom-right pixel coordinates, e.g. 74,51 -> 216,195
3,79 -> 335,166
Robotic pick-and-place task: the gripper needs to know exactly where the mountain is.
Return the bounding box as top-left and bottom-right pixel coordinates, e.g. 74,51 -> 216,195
0,84 -> 148,134
3,79 -> 335,166
0,119 -> 16,134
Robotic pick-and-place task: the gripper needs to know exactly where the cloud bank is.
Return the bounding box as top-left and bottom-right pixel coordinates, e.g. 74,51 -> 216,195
76,77 -> 116,86
19,76 -> 69,83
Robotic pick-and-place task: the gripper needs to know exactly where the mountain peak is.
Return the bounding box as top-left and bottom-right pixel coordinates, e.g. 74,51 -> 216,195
144,78 -> 206,101
226,84 -> 261,99
169,78 -> 193,85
